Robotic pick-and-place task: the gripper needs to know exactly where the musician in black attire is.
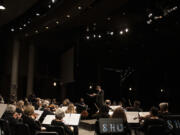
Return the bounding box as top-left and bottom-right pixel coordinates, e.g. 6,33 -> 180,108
89,85 -> 104,110
51,108 -> 73,135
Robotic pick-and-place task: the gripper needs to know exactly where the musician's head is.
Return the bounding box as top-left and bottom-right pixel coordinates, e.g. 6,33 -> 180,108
159,102 -> 168,112
105,99 -> 111,106
150,106 -> 159,117
111,107 -> 127,122
6,104 -> 16,114
24,105 -> 35,116
95,85 -> 102,91
55,108 -> 65,120
133,100 -> 141,108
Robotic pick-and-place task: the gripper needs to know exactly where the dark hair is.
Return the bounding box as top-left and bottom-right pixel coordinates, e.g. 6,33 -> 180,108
150,106 -> 159,116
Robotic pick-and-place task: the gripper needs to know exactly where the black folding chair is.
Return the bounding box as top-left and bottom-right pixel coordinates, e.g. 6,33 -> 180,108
0,119 -> 11,135
46,125 -> 65,135
14,123 -> 31,135
147,125 -> 166,135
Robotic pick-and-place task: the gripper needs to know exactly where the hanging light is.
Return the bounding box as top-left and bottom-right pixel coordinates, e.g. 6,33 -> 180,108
0,0 -> 6,10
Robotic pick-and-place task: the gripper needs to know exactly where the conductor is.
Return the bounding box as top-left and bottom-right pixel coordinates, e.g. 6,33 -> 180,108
89,85 -> 104,110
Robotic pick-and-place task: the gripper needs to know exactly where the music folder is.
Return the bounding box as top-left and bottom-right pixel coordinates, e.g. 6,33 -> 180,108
34,110 -> 44,121
42,113 -> 81,126
125,112 -> 139,123
0,104 -> 7,118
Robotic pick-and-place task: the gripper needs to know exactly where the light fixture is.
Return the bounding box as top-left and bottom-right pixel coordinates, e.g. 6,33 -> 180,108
110,31 -> 114,36
36,13 -> 40,16
11,28 -> 15,32
48,5 -> 51,8
93,34 -> 96,38
52,0 -> 56,4
19,27 -> 22,30
78,6 -> 82,10
35,30 -> 39,33
120,30 -> 123,35
86,35 -> 90,40
66,14 -> 71,18
56,20 -> 59,24
98,34 -> 102,38
23,24 -> 27,27
45,26 -> 49,29
53,82 -> 57,87
0,1 -> 6,10
125,28 -> 129,33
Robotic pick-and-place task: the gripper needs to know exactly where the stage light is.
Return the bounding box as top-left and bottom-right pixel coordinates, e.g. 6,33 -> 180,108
27,21 -> 31,24
11,28 -> 15,32
120,30 -> 123,35
35,30 -> 39,33
0,5 -> 5,10
36,13 -> 40,16
110,31 -> 114,36
19,27 -> 22,30
161,89 -> 164,93
45,26 -> 49,29
66,14 -> 71,18
147,19 -> 152,24
53,82 -> 57,87
125,28 -> 129,33
48,5 -> 51,8
89,85 -> 92,89
23,24 -> 27,27
98,34 -> 102,38
0,1 -> 6,10
56,21 -> 59,24
129,87 -> 132,91
148,13 -> 153,18
93,34 -> 96,38
86,35 -> 90,40
78,6 -> 82,10
86,27 -> 90,32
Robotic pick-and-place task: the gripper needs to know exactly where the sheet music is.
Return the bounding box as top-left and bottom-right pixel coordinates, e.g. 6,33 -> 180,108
42,113 -> 81,126
110,105 -> 121,111
34,110 -> 44,120
60,106 -> 77,112
139,112 -> 150,118
42,115 -> 55,125
63,113 -> 81,126
109,111 -> 113,116
0,104 -> 7,118
125,112 -> 139,123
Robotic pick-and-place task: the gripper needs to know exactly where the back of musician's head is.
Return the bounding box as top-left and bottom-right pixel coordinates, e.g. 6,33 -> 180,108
134,100 -> 141,108
105,99 -> 111,106
112,107 -> 127,122
150,106 -> 159,116
159,102 -> 168,112
55,108 -> 65,120
24,105 -> 35,116
6,104 -> 16,114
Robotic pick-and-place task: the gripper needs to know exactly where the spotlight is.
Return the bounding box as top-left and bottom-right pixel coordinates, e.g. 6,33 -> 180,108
11,28 -> 15,32
120,30 -> 123,35
48,5 -> 51,8
0,1 -> 6,10
110,31 -> 114,36
23,24 -> 27,27
125,28 -> 129,33
0,5 -> 5,10
98,34 -> 102,38
93,34 -> 96,38
78,6 -> 82,10
66,14 -> 71,18
45,26 -> 49,29
52,0 -> 56,3
86,35 -> 90,40
56,21 -> 59,24
19,27 -> 22,30
53,82 -> 57,87
36,13 -> 40,16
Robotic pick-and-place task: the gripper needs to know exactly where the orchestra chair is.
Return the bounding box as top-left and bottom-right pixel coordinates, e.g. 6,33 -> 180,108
46,125 -> 65,135
146,125 -> 166,135
35,131 -> 59,135
14,123 -> 31,135
0,119 -> 11,135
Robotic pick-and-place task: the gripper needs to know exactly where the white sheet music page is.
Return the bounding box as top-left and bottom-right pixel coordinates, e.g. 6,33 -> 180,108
139,112 -> 150,117
0,104 -> 7,118
125,112 -> 139,123
34,110 -> 43,121
63,113 -> 81,126
42,115 -> 55,125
